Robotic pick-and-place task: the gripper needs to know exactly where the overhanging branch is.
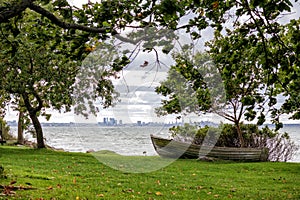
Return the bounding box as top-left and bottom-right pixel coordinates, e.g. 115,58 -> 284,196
29,3 -> 152,45
28,3 -> 108,34
0,0 -> 33,23
0,1 -> 152,45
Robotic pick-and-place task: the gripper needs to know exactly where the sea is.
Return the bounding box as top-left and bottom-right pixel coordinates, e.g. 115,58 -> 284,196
12,124 -> 300,163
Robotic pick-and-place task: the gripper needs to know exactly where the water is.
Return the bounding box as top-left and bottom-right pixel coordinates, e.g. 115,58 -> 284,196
42,125 -> 171,156
16,124 -> 300,162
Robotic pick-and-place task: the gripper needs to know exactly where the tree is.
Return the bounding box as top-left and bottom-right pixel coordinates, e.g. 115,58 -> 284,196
205,30 -> 267,147
206,4 -> 300,130
155,3 -> 300,146
156,49 -> 263,147
155,0 -> 300,146
0,10 -> 80,148
0,4 -> 132,148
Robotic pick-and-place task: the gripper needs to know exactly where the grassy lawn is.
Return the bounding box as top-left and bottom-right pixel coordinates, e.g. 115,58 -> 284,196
0,146 -> 299,199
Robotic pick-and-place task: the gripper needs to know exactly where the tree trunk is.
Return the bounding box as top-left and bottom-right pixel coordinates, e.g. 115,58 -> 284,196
236,123 -> 245,147
17,111 -> 24,144
22,92 -> 45,149
29,112 -> 45,148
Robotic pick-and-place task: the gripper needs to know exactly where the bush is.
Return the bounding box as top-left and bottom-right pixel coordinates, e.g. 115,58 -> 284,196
0,118 -> 14,140
169,123 -> 299,161
169,123 -> 198,143
267,132 -> 299,162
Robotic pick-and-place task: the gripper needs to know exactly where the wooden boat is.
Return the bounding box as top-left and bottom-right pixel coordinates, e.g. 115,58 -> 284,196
150,135 -> 269,161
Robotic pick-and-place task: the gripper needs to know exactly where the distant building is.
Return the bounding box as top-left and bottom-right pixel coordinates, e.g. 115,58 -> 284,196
109,118 -> 117,126
7,120 -> 17,127
103,117 -> 108,125
102,117 -> 118,126
137,121 -> 142,126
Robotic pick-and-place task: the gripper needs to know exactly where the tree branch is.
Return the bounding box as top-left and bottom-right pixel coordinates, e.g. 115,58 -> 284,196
0,0 -> 33,23
0,1 -> 152,45
114,34 -> 145,45
28,3 -> 108,34
237,103 -> 244,123
216,110 -> 235,122
29,3 -> 160,45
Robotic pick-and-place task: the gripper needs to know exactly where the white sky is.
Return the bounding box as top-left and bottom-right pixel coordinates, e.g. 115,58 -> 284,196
67,0 -> 94,7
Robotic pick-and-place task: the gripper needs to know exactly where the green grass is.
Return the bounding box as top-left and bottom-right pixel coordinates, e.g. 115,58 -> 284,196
0,146 -> 299,199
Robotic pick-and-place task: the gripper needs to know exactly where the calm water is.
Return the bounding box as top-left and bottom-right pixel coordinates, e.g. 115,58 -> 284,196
18,124 -> 300,162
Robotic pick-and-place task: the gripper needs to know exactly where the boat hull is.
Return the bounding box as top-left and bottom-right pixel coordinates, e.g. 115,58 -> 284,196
150,135 -> 269,161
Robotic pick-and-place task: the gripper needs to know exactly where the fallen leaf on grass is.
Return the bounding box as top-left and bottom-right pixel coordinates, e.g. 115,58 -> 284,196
155,191 -> 163,196
47,186 -> 53,190
10,180 -> 17,185
196,186 -> 203,190
122,188 -> 134,193
97,194 -> 104,197
57,184 -> 62,189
